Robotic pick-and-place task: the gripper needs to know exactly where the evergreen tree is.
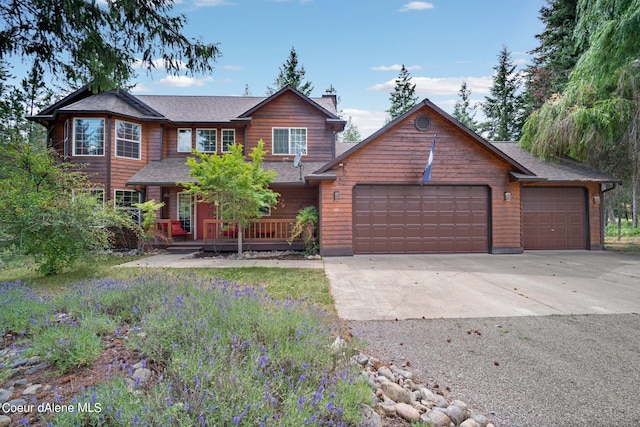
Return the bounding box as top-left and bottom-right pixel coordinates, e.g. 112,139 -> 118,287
386,65 -> 419,121
340,116 -> 361,142
267,47 -> 313,96
524,0 -> 582,113
0,0 -> 220,91
481,46 -> 525,140
452,81 -> 479,132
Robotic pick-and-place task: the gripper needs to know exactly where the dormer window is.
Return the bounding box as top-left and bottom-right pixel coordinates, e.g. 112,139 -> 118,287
273,128 -> 307,155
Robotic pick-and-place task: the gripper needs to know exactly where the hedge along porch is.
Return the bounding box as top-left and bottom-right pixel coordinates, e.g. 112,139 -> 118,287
314,100 -> 616,256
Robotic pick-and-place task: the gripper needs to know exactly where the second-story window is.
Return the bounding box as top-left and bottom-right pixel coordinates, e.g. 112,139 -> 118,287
73,118 -> 105,156
178,128 -> 192,152
221,129 -> 235,153
115,120 -> 141,159
273,128 -> 307,155
196,129 -> 217,153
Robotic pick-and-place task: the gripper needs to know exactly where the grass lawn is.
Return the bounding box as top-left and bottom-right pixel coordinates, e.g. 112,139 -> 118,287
604,220 -> 640,255
0,253 -> 369,426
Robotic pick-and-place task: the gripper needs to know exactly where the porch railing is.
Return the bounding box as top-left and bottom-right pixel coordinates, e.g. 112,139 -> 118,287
203,219 -> 296,244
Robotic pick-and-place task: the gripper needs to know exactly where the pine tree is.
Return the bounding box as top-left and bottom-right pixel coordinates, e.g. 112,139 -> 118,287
267,47 -> 313,96
386,65 -> 419,121
524,0 -> 581,113
452,81 -> 478,132
481,46 -> 525,141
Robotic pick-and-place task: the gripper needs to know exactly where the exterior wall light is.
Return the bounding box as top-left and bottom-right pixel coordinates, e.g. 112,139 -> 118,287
504,192 -> 512,201
334,191 -> 340,201
592,193 -> 601,204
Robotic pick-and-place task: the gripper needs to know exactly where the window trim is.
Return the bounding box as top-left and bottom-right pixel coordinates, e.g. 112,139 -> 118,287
221,129 -> 236,153
73,117 -> 105,157
115,119 -> 142,160
196,128 -> 217,153
177,128 -> 193,153
271,127 -> 307,156
113,189 -> 141,225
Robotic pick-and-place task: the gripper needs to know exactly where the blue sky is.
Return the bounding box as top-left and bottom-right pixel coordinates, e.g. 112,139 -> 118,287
131,0 -> 545,137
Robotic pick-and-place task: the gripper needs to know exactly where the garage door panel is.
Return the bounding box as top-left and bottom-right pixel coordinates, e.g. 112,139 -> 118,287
522,187 -> 586,250
354,185 -> 489,254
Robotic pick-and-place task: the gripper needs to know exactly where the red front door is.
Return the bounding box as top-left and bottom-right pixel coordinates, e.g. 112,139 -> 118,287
196,199 -> 218,239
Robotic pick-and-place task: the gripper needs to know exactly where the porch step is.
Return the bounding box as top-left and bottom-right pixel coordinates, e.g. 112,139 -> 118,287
166,244 -> 203,254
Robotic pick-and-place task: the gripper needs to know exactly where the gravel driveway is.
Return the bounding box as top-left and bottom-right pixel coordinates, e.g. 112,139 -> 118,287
348,314 -> 640,426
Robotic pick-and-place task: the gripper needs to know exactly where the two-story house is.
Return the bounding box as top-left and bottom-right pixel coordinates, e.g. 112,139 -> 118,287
29,85 -> 618,255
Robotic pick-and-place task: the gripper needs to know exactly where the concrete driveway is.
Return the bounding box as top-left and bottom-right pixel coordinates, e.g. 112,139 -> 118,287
323,251 -> 640,320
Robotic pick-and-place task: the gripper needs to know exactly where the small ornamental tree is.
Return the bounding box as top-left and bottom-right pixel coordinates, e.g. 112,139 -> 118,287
182,140 -> 279,254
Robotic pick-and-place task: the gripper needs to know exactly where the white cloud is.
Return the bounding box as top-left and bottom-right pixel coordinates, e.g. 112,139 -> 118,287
369,75 -> 493,96
157,75 -> 215,88
399,1 -> 434,12
371,64 -> 421,72
130,83 -> 153,94
223,65 -> 243,71
342,108 -> 388,139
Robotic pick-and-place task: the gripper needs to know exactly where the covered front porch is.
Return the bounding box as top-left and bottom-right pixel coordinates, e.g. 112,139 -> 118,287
155,218 -> 304,252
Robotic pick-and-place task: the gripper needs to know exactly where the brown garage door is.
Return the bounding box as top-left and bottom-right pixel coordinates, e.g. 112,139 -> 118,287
522,187 -> 587,250
353,185 -> 489,254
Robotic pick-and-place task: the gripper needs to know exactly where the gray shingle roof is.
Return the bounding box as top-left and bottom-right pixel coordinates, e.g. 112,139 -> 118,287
59,92 -> 162,120
126,158 -> 330,186
492,142 -> 619,183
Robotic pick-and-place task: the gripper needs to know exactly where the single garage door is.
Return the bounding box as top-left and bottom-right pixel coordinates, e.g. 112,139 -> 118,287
353,185 -> 489,254
522,187 -> 587,250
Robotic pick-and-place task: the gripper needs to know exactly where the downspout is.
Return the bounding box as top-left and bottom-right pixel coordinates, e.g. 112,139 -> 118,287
106,116 -> 112,200
601,182 -> 617,250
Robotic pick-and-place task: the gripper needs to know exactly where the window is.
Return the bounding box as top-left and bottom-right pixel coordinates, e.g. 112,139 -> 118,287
63,119 -> 69,158
178,128 -> 192,152
116,120 -> 141,159
114,190 -> 141,225
259,205 -> 271,217
74,118 -> 105,156
272,128 -> 307,155
196,129 -> 217,153
221,129 -> 235,153
178,193 -> 193,233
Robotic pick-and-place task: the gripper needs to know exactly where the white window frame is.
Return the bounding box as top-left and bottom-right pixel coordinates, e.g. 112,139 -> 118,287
114,189 -> 141,225
221,129 -> 236,153
196,128 -> 217,153
177,128 -> 193,153
272,127 -> 307,155
73,117 -> 105,156
178,192 -> 194,234
115,120 -> 142,160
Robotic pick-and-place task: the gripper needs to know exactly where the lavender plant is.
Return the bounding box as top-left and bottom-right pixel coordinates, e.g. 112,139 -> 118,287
49,274 -> 370,426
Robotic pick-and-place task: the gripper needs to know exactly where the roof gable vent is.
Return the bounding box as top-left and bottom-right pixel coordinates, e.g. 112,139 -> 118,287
414,114 -> 431,132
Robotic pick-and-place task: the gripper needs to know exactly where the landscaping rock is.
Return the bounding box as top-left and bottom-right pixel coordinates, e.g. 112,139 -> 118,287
421,409 -> 452,427
447,403 -> 466,425
471,412 -> 490,427
461,419 -> 481,427
0,388 -> 12,404
395,402 -> 420,421
132,367 -> 152,383
379,381 -> 412,404
0,415 -> 11,427
358,404 -> 382,427
22,384 -> 42,395
24,362 -> 50,375
376,365 -> 394,382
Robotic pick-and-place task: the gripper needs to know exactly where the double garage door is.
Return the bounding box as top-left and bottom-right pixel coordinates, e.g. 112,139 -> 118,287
522,187 -> 587,250
354,185 -> 489,254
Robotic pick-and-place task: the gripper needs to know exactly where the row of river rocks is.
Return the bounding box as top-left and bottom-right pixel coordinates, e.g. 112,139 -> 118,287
326,336 -> 496,427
